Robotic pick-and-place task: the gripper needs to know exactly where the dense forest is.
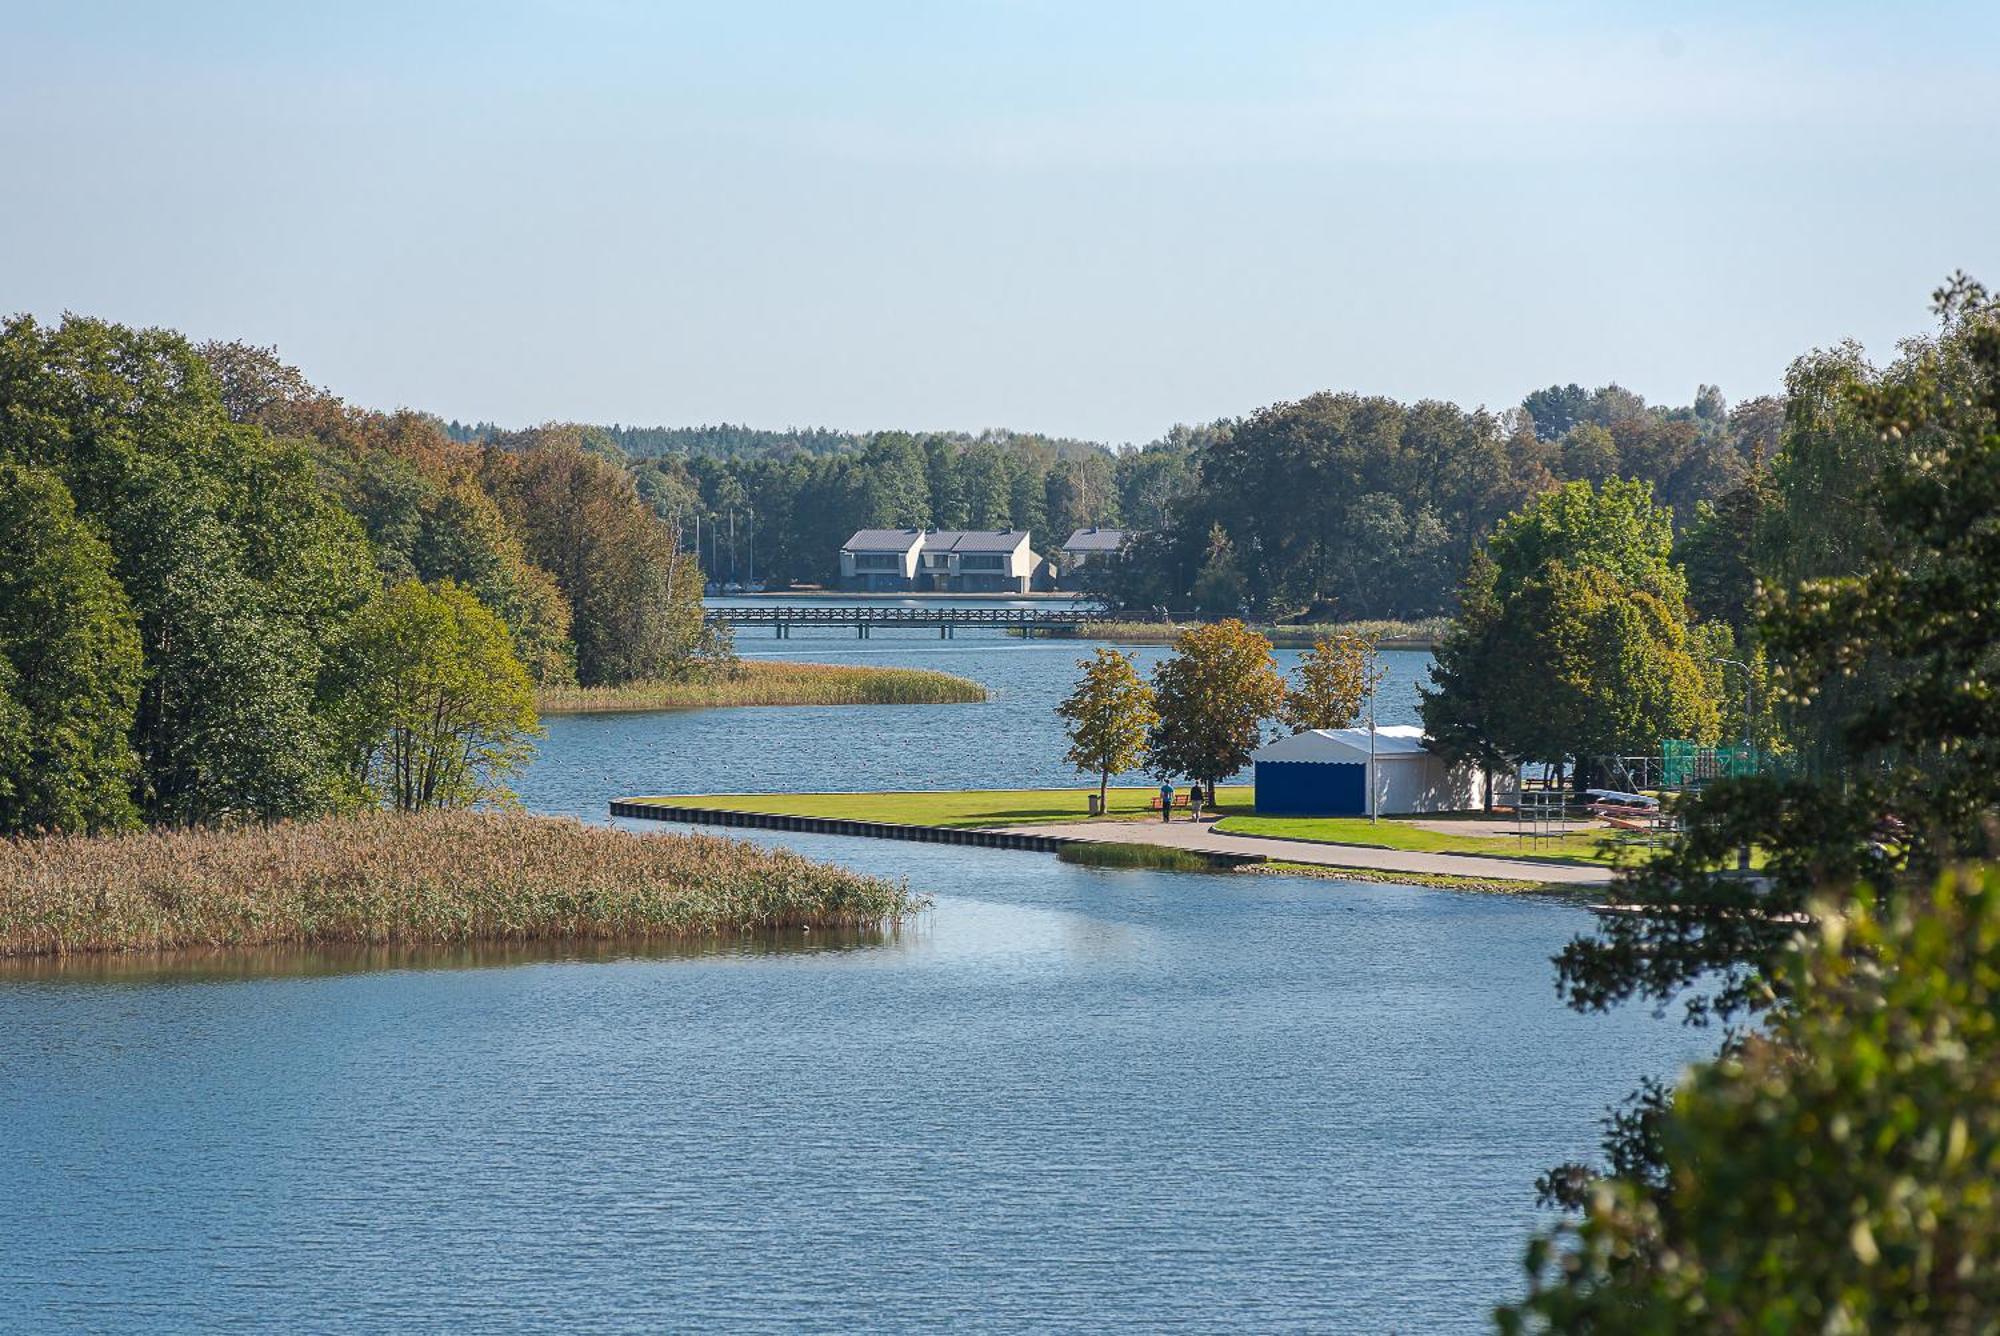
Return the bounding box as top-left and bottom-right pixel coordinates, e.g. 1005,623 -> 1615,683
453,384 -> 1770,611
1088,383 -> 1775,621
449,418 -> 1150,588
0,316 -> 710,835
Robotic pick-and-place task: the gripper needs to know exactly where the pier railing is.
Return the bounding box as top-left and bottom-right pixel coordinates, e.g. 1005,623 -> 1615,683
703,606 -> 1100,638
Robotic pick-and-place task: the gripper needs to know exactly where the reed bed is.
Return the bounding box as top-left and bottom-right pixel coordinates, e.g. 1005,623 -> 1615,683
1041,617 -> 1450,648
1056,841 -> 1223,872
537,660 -> 987,714
0,810 -> 920,958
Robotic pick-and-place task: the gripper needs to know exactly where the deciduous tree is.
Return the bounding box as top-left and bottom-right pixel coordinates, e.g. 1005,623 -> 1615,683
1055,649 -> 1157,809
0,463 -> 142,833
1281,632 -> 1382,732
1503,868 -> 2000,1332
340,581 -> 542,811
1145,620 -> 1285,795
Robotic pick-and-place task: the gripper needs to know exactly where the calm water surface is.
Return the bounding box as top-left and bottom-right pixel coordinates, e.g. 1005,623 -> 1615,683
0,624 -> 1705,1333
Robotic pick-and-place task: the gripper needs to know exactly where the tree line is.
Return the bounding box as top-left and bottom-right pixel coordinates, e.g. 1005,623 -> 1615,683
1057,624 -> 1381,807
476,374 -> 1765,612
1090,383 -> 1771,622
1487,277 -> 2000,1325
0,316 -> 713,837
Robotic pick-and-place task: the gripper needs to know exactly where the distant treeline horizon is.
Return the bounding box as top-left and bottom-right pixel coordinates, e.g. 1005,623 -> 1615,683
440,377 -> 1773,612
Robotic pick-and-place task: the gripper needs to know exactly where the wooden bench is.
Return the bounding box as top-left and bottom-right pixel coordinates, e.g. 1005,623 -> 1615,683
1148,795 -> 1194,811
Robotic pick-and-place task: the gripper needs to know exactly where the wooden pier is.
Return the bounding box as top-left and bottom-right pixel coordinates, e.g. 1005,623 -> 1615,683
703,605 -> 1099,639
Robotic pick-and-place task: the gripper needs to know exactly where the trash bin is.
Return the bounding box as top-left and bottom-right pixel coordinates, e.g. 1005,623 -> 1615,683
1088,793 -> 1104,816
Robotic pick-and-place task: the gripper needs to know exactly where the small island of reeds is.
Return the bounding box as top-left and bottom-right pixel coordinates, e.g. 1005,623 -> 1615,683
537,659 -> 988,714
0,811 -> 919,958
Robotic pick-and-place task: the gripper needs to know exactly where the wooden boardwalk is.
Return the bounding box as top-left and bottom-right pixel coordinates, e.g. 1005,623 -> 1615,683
703,605 -> 1098,638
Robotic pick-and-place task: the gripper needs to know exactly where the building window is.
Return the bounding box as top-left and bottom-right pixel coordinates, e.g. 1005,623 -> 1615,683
852,553 -> 902,571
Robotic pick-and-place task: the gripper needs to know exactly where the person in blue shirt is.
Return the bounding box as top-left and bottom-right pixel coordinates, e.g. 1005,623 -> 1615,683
1158,779 -> 1174,822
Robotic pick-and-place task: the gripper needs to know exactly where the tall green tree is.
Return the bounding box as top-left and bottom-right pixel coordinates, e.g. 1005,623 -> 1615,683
0,315 -> 378,825
1485,478 -> 1684,605
1419,553 -> 1509,811
1145,620 -> 1285,794
0,464 -> 143,833
1189,523 -> 1248,616
339,581 -> 542,811
1423,480 -> 1716,792
1557,277 -> 2000,1029
1055,649 -> 1158,810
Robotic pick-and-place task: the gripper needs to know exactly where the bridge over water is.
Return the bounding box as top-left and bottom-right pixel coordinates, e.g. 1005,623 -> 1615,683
704,605 -> 1101,639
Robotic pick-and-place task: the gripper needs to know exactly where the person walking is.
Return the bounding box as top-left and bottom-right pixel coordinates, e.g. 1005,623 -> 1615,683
1158,778 -> 1174,822
1188,783 -> 1204,823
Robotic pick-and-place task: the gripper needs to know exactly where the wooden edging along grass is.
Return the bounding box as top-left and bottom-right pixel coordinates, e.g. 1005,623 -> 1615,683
610,799 -> 1268,871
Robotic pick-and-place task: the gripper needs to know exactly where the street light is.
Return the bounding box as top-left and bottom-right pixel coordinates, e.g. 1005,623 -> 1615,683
1707,656 -> 1756,761
1706,655 -> 1757,873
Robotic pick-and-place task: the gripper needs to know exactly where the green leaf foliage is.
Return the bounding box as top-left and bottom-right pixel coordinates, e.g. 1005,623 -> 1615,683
1144,620 -> 1285,789
0,463 -> 143,833
1502,867 -> 2000,1333
339,581 -> 542,811
1056,649 -> 1158,807
1421,479 -> 1717,785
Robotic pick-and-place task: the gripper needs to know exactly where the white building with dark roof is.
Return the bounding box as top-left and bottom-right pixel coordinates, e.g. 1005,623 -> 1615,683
838,528 -> 1042,592
838,528 -> 925,590
1059,527 -> 1128,570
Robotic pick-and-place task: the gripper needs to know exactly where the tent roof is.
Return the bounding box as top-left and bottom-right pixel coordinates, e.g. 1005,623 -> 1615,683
1251,726 -> 1431,764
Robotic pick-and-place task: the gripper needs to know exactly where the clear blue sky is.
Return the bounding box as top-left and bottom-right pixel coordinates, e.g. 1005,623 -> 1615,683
4,1 -> 1996,442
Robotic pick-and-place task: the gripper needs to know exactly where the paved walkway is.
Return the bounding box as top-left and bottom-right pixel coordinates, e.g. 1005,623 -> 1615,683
989,818 -> 1617,887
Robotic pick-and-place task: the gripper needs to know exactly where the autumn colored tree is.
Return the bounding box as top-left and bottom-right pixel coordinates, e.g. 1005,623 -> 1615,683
482,435 -> 708,685
1055,649 -> 1158,810
1281,631 -> 1383,732
1145,620 -> 1285,795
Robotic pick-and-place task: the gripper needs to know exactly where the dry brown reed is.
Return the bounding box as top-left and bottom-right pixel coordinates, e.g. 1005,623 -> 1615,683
0,810 -> 919,957
536,660 -> 987,714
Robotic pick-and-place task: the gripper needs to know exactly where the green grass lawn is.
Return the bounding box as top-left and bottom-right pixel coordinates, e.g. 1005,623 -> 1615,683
629,787 -> 1659,867
1212,813 -> 1652,867
630,786 -> 1254,829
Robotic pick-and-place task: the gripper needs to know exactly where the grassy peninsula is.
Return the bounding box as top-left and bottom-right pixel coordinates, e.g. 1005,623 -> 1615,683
538,659 -> 987,714
635,787 -> 1639,869
633,786 -> 1253,828
0,811 -> 918,958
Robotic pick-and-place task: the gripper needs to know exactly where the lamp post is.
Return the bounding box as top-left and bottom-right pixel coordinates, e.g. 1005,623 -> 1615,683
1367,689 -> 1378,824
1707,656 -> 1755,762
1707,655 -> 1756,872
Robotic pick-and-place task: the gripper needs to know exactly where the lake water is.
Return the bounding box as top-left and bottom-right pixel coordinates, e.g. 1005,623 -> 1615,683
0,620 -> 1706,1333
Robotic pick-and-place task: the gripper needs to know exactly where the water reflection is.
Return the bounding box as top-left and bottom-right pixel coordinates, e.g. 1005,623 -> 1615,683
0,923 -> 918,986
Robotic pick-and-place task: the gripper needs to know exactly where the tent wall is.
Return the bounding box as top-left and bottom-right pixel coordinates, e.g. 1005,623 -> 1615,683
1375,756 -> 1487,815
1253,761 -> 1365,817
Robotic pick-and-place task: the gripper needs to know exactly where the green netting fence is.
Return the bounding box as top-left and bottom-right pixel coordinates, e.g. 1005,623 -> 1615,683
1660,739 -> 1764,789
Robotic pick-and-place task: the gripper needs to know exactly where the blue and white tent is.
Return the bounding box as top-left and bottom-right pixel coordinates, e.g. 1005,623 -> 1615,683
1250,726 -> 1485,817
